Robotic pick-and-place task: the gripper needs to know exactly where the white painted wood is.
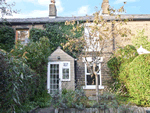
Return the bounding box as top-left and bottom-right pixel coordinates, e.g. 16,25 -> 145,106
47,61 -> 71,94
137,45 -> 150,54
84,61 -> 104,89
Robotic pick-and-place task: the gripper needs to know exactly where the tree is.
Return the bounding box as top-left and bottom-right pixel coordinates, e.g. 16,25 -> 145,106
64,2 -> 133,102
0,0 -> 18,18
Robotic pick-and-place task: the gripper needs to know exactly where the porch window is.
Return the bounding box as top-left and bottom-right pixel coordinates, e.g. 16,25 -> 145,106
16,29 -> 29,45
62,62 -> 70,81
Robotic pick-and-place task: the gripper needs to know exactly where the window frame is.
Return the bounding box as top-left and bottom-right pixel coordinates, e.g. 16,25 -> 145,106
82,57 -> 104,89
15,29 -> 29,45
47,61 -> 71,94
61,62 -> 71,81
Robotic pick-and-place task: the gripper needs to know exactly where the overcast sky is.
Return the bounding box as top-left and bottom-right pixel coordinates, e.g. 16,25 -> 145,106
5,0 -> 150,18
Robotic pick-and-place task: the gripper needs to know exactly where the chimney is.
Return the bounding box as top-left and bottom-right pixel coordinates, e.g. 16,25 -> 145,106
101,0 -> 109,15
49,0 -> 57,18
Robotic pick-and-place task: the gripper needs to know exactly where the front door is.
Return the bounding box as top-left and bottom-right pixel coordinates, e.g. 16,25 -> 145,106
47,62 -> 61,94
47,62 -> 70,94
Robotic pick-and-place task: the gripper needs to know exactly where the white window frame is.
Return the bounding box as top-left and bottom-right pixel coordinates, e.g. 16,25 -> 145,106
82,57 -> 104,89
16,29 -> 29,45
47,61 -> 71,94
61,62 -> 70,81
84,23 -> 101,52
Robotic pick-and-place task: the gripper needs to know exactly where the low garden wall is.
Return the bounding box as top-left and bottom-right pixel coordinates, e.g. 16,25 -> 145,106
58,107 -> 149,113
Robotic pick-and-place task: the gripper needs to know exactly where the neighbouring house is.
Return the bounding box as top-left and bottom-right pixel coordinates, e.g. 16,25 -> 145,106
0,0 -> 150,97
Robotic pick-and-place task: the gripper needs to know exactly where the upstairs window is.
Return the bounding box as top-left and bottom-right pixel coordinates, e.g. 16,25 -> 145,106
16,29 -> 29,45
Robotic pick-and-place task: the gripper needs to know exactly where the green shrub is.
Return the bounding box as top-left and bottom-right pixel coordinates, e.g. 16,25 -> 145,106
120,54 -> 150,106
51,88 -> 88,109
0,49 -> 37,113
34,90 -> 52,108
0,26 -> 15,51
11,37 -> 51,94
107,45 -> 138,90
108,45 -> 150,107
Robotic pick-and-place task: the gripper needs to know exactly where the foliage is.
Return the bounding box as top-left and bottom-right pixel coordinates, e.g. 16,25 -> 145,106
65,2 -> 133,102
107,45 -> 138,90
29,22 -> 84,58
33,90 -> 52,108
0,0 -> 18,18
132,29 -> 150,51
0,49 -> 37,113
10,37 -> 51,94
107,45 -> 150,107
29,28 -> 46,42
0,25 -> 15,51
51,88 -> 88,109
120,54 -> 150,106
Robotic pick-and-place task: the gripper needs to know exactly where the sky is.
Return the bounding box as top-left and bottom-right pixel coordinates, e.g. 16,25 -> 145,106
5,0 -> 150,18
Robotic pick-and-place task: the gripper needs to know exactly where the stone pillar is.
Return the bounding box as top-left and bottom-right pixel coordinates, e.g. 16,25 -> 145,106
49,0 -> 57,18
101,0 -> 109,15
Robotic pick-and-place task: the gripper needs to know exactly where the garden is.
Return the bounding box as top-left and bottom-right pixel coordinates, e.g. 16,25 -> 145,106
0,22 -> 150,113
0,3 -> 150,112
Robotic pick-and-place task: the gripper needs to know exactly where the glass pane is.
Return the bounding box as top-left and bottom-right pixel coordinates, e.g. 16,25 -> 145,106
17,30 -> 29,44
87,65 -> 99,73
87,75 -> 100,85
62,68 -> 69,79
50,64 -> 59,94
63,63 -> 68,67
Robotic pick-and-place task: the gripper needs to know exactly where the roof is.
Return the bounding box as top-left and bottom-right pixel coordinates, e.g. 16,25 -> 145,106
1,14 -> 150,24
48,47 -> 74,61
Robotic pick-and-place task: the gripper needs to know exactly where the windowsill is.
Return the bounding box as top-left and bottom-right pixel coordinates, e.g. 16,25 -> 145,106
61,79 -> 70,82
83,86 -> 104,89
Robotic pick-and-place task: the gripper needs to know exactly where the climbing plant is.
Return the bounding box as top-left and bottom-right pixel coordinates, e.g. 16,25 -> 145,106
29,22 -> 84,58
0,25 -> 15,51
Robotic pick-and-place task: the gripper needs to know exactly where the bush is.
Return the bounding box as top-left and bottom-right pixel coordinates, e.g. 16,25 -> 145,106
107,45 -> 138,90
11,37 -> 51,94
120,54 -> 150,106
107,45 -> 150,107
0,49 -> 37,112
0,26 -> 15,51
51,88 -> 88,109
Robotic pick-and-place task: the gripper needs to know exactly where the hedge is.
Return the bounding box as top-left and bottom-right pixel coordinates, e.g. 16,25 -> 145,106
120,54 -> 150,106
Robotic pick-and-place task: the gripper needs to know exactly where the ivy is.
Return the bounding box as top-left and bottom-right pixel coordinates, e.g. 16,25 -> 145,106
0,25 -> 15,52
29,22 -> 84,58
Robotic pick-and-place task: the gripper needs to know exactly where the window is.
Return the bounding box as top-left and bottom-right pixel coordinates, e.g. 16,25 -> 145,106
82,57 -> 104,89
84,23 -> 101,52
16,29 -> 29,45
62,62 -> 70,81
47,62 -> 71,94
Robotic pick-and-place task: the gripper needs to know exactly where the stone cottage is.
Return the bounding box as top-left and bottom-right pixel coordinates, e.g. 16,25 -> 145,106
0,0 -> 150,96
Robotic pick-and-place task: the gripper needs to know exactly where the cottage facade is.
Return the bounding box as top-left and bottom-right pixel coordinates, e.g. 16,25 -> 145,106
0,0 -> 150,97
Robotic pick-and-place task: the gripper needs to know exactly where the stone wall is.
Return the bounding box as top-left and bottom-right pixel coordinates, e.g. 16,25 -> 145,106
115,21 -> 150,48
